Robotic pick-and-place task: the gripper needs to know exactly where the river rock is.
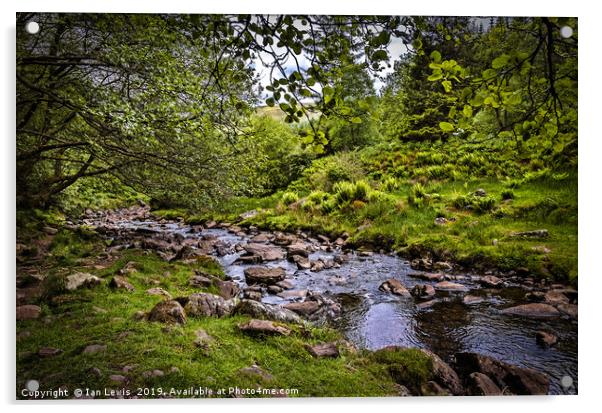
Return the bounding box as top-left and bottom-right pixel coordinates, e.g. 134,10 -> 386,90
454,352 -> 549,395
410,258 -> 433,271
379,279 -> 411,297
409,272 -> 444,282
479,275 -> 503,288
463,295 -> 484,305
544,290 -> 569,306
243,288 -> 263,301
189,273 -> 216,288
277,289 -> 308,299
434,281 -> 469,292
525,291 -> 545,302
501,303 -> 560,318
287,242 -> 310,258
292,255 -> 311,270
251,233 -> 272,243
148,300 -> 186,324
244,267 -> 286,285
432,261 -> 453,272
234,299 -> 301,323
267,285 -> 282,294
109,276 -> 135,291
238,319 -> 291,336
243,243 -> 285,261
215,280 -> 240,300
557,303 -> 578,319
310,260 -> 325,272
305,342 -> 339,358
276,280 -> 294,290
273,233 -> 297,246
65,272 -> 102,291
410,284 -> 436,299
536,331 -> 558,347
16,304 -> 41,321
416,299 -> 437,309
466,372 -> 503,395
283,300 -> 320,316
420,349 -> 464,395
184,293 -> 236,318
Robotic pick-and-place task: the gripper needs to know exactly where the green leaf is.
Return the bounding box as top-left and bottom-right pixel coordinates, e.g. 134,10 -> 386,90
462,105 -> 473,117
351,117 -> 362,124
439,122 -> 454,132
442,80 -> 452,93
427,72 -> 443,81
266,97 -> 275,107
492,54 -> 510,69
371,50 -> 388,61
430,50 -> 442,63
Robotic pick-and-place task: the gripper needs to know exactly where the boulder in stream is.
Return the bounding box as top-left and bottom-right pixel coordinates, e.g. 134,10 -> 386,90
501,303 -> 560,318
234,299 -> 301,323
454,352 -> 549,395
243,243 -> 286,261
379,279 -> 411,297
244,267 -> 286,285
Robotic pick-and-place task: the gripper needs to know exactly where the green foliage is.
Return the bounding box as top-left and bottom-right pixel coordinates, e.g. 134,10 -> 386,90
281,191 -> 300,206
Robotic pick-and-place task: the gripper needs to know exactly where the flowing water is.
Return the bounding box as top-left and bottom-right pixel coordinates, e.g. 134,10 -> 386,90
97,216 -> 578,395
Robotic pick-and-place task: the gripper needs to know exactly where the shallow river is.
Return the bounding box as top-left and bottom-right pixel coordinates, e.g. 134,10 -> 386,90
104,218 -> 577,395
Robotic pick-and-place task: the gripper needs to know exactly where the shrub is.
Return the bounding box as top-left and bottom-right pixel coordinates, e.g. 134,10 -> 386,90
281,191 -> 299,206
382,176 -> 399,192
501,190 -> 515,200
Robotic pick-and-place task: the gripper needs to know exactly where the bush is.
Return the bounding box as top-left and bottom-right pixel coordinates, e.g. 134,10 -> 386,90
281,191 -> 299,206
382,176 -> 399,192
501,189 -> 515,200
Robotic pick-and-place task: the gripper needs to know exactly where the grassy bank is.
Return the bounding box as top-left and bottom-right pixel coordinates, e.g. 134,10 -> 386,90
17,224 -> 433,398
175,139 -> 577,285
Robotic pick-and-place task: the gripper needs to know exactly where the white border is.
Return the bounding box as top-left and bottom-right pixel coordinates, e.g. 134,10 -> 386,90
2,1 -> 599,413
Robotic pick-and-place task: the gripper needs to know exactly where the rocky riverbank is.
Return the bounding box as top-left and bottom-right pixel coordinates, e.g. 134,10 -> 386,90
16,205 -> 578,396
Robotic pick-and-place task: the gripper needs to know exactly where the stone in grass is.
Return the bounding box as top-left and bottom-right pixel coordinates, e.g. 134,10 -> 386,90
305,342 -> 340,358
141,370 -> 164,379
109,374 -> 127,384
193,329 -> 214,350
109,276 -> 135,291
146,287 -> 172,299
82,344 -> 107,354
238,364 -> 273,382
38,347 -> 62,358
238,319 -> 291,336
65,272 -> 102,291
147,300 -> 187,324
16,305 -> 41,321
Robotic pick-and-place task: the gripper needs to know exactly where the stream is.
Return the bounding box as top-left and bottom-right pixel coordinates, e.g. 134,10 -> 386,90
87,211 -> 577,395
